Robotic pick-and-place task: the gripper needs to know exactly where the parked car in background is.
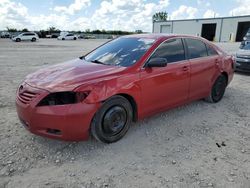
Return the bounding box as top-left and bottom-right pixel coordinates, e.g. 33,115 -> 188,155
235,43 -> 250,72
57,33 -> 77,40
1,31 -> 10,38
243,28 -> 250,41
12,32 -> 39,42
80,35 -> 96,39
16,34 -> 234,143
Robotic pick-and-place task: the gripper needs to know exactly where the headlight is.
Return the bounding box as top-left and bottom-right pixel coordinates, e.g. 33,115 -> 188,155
37,91 -> 90,106
243,37 -> 247,41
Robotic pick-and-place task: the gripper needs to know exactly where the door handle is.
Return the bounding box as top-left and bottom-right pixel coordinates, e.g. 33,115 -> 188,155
215,59 -> 220,65
182,66 -> 189,71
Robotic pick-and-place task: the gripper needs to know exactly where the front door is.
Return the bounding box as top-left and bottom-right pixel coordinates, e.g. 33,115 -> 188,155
140,38 -> 190,116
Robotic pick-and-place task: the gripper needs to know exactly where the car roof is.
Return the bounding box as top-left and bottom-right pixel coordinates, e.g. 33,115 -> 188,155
123,33 -> 205,41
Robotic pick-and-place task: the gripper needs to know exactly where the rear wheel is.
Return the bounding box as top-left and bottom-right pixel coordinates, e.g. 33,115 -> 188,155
91,95 -> 133,143
73,37 -> 77,40
205,75 -> 227,103
31,38 -> 36,42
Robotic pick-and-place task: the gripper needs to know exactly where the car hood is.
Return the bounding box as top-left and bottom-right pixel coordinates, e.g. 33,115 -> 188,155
236,49 -> 250,57
25,58 -> 126,92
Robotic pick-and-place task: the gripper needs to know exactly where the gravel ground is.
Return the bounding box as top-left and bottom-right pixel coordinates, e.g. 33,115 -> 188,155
0,39 -> 249,188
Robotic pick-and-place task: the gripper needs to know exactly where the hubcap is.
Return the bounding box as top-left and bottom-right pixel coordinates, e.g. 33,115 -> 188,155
102,106 -> 127,136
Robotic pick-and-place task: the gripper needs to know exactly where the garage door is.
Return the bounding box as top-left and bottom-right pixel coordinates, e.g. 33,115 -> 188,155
160,25 -> 171,33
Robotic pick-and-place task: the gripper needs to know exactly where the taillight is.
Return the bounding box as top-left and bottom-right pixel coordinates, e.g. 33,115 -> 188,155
231,56 -> 236,69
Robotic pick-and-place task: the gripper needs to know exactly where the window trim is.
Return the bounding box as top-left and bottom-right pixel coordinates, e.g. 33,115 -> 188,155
142,37 -> 187,68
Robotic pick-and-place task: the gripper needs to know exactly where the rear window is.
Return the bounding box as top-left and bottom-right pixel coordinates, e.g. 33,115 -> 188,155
185,38 -> 208,59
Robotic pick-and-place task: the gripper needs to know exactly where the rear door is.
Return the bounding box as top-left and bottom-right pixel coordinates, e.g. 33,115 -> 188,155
66,34 -> 73,40
184,38 -> 221,101
140,38 -> 190,116
21,33 -> 29,40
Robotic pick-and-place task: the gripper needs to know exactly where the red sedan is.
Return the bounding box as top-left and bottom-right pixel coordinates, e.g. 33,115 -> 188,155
16,34 -> 234,143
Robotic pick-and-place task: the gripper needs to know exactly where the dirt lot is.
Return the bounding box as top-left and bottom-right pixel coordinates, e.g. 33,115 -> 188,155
0,39 -> 249,188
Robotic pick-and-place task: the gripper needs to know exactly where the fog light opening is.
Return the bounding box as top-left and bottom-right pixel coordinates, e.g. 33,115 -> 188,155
46,128 -> 62,135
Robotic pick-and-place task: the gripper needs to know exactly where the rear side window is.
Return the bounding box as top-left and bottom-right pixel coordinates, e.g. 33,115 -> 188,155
185,38 -> 208,59
150,38 -> 185,63
206,44 -> 218,56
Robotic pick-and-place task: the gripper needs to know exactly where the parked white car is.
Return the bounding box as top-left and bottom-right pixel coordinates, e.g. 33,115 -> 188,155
57,33 -> 77,40
12,32 -> 39,42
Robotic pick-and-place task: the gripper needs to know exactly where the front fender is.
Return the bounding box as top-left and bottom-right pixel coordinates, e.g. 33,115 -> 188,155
73,72 -> 141,111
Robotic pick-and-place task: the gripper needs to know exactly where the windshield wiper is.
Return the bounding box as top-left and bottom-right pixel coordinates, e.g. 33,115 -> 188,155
91,59 -> 106,65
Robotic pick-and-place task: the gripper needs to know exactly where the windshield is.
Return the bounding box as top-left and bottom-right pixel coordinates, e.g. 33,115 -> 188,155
243,43 -> 250,50
84,37 -> 155,67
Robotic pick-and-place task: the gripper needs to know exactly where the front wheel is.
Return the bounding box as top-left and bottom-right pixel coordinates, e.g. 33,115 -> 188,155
205,75 -> 227,103
91,96 -> 133,143
16,38 -> 21,42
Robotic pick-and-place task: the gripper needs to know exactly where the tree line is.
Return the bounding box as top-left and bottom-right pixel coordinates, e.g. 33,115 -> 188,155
5,26 -> 142,38
4,11 -> 167,37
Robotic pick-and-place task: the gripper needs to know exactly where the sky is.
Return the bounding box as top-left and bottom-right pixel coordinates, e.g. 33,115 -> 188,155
0,0 -> 250,32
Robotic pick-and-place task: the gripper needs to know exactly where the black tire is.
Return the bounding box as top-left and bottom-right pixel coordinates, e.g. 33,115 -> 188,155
205,75 -> 227,103
73,37 -> 77,40
31,38 -> 36,42
62,38 -> 65,40
91,95 -> 133,143
16,38 -> 21,42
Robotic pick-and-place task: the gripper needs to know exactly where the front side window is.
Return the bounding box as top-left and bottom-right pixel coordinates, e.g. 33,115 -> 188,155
150,38 -> 185,63
185,38 -> 208,59
84,37 -> 155,67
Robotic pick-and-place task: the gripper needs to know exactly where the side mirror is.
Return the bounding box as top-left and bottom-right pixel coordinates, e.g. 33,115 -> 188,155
145,58 -> 168,68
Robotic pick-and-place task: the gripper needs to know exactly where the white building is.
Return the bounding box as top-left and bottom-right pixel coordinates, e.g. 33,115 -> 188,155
152,15 -> 250,42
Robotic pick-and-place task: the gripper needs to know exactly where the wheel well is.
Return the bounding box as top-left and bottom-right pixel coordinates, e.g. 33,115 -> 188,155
221,72 -> 228,85
117,94 -> 138,122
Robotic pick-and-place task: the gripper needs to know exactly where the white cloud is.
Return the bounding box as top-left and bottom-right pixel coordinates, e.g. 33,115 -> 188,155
203,9 -> 219,18
90,0 -> 170,31
0,0 -> 170,31
0,0 -> 29,29
54,0 -> 91,15
230,0 -> 250,16
197,0 -> 210,7
171,5 -> 198,20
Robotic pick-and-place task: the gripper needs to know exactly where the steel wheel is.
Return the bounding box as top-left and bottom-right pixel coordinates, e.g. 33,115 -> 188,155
102,106 -> 127,136
91,95 -> 133,143
205,75 -> 227,103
